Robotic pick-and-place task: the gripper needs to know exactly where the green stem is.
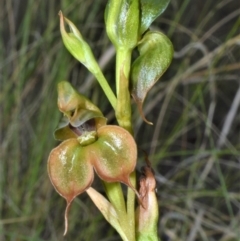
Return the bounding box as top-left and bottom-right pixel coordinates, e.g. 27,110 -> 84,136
93,69 -> 117,110
115,48 -> 131,96
97,47 -> 136,240
127,172 -> 136,240
103,182 -> 126,218
115,47 -> 136,241
115,48 -> 133,133
103,182 -> 131,240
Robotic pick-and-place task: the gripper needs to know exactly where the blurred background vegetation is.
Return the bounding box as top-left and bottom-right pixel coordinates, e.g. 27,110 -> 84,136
0,0 -> 240,240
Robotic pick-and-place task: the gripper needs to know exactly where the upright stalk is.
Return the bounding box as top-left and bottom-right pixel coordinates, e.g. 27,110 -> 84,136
93,69 -> 117,109
115,48 -> 133,133
116,47 -> 136,241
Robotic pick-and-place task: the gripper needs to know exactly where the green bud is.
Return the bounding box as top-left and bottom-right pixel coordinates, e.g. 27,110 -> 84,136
59,11 -> 100,74
130,31 -> 173,124
139,0 -> 171,35
105,0 -> 139,50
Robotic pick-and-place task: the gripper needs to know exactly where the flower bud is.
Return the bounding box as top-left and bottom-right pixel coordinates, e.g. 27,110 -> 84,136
59,11 -> 100,74
105,0 -> 139,50
130,31 -> 173,124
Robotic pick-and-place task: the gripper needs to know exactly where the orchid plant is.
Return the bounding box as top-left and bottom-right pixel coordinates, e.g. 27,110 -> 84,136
47,0 -> 173,240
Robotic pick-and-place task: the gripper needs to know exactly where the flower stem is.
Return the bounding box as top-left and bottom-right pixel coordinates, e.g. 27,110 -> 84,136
93,69 -> 117,109
115,48 -> 133,133
103,182 -> 126,217
127,172 -> 136,240
103,182 -> 131,240
115,47 -> 136,241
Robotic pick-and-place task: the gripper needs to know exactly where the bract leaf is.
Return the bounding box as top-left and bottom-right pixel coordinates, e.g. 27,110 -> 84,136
139,0 -> 171,35
86,187 -> 129,241
130,31 -> 173,124
47,139 -> 94,235
90,125 -> 137,190
136,166 -> 159,240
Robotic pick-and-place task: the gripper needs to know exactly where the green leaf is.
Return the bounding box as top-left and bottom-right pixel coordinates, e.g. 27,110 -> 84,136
47,139 -> 94,235
130,31 -> 173,124
139,0 -> 171,35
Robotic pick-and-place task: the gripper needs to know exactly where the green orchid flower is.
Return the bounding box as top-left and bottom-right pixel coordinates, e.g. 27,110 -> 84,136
47,81 -> 137,235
